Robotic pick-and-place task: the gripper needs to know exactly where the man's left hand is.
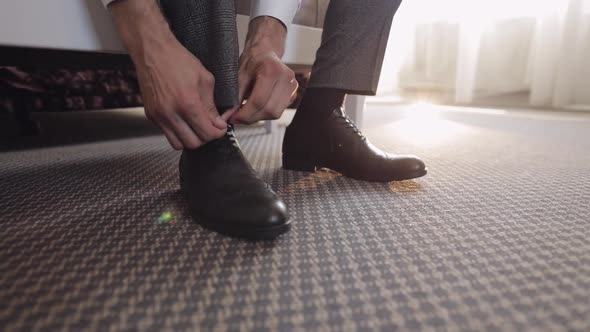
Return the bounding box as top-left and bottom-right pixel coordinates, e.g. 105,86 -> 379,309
230,17 -> 298,125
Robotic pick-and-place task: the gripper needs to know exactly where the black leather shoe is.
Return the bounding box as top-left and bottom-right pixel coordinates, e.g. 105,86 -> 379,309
283,107 -> 427,182
180,126 -> 290,240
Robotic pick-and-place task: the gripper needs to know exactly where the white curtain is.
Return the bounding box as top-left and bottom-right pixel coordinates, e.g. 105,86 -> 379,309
379,0 -> 590,108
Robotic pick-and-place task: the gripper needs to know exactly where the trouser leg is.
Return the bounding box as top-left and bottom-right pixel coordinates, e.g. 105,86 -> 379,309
307,0 -> 402,95
159,0 -> 240,110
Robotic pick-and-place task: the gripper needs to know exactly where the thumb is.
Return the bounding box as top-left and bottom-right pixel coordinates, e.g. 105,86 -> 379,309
221,106 -> 239,122
207,104 -> 227,130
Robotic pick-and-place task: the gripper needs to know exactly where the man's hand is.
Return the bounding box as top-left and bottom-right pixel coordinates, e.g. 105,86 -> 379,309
231,17 -> 298,125
109,0 -> 228,150
133,40 -> 228,150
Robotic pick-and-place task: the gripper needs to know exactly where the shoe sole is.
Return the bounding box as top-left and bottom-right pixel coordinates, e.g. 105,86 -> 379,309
180,188 -> 291,241
283,158 -> 428,182
196,215 -> 291,241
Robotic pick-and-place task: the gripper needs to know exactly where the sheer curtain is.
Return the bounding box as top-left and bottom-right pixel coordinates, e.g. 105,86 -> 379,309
378,0 -> 590,109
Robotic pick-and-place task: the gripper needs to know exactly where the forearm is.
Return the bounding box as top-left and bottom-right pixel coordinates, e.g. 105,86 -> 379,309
245,17 -> 287,58
108,0 -> 177,65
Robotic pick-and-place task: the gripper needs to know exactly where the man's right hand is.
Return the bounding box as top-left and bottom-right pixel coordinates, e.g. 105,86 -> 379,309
109,0 -> 228,150
133,39 -> 229,150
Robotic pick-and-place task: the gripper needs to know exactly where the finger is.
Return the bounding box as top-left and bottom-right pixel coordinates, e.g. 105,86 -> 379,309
249,77 -> 295,123
274,77 -> 299,113
148,110 -> 184,149
195,70 -> 226,130
181,106 -> 226,142
238,70 -> 252,104
220,106 -> 239,122
288,77 -> 299,104
144,110 -> 155,123
161,126 -> 183,150
167,113 -> 203,149
231,76 -> 277,124
232,106 -> 272,125
205,103 -> 227,130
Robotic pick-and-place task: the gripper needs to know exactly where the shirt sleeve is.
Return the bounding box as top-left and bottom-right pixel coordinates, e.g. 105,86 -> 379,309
101,0 -> 302,30
251,0 -> 301,30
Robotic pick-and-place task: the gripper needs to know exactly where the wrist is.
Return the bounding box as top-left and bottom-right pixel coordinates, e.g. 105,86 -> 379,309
245,16 -> 287,58
109,0 -> 177,64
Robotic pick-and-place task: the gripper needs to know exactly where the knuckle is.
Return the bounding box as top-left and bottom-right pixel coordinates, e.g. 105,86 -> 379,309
185,136 -> 201,149
203,72 -> 215,85
240,117 -> 255,125
238,71 -> 248,83
144,109 -> 155,121
255,71 -> 268,80
186,141 -> 200,150
170,142 -> 183,151
155,108 -> 174,123
285,69 -> 296,81
201,127 -> 224,142
178,98 -> 198,114
262,104 -> 274,114
261,63 -> 281,77
272,108 -> 283,119
252,99 -> 266,111
206,104 -> 219,115
212,129 -> 226,139
199,131 -> 214,142
262,107 -> 279,119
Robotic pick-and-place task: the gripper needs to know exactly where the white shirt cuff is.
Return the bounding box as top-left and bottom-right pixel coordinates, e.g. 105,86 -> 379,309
251,0 -> 301,30
102,0 -> 116,7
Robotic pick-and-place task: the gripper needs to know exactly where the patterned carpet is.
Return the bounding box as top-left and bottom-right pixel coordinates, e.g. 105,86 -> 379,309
1,105 -> 589,331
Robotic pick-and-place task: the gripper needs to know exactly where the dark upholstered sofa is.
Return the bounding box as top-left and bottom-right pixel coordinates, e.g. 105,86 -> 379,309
0,0 -> 330,134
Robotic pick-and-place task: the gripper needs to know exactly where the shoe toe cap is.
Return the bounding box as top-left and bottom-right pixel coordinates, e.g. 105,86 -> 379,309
225,194 -> 290,228
262,199 -> 290,226
371,154 -> 427,181
403,155 -> 426,172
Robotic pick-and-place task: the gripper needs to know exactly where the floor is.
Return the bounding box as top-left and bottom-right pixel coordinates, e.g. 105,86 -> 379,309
1,102 -> 589,331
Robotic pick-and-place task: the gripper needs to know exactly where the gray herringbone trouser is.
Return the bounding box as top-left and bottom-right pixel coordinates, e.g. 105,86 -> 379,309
160,0 -> 401,110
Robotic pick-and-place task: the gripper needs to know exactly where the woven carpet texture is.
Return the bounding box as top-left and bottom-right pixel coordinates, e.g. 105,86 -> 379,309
1,105 -> 589,331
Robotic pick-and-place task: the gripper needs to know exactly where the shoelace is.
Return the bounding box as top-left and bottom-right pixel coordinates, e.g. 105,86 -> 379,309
226,125 -> 240,149
217,125 -> 241,157
336,114 -> 366,140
